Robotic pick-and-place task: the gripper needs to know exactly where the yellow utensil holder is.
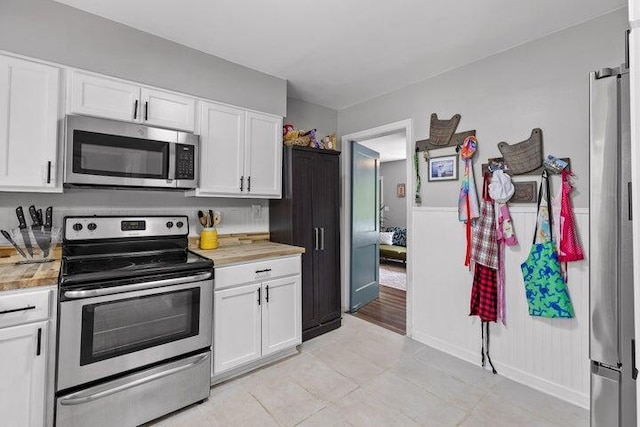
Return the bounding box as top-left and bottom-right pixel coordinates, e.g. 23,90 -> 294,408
200,228 -> 218,250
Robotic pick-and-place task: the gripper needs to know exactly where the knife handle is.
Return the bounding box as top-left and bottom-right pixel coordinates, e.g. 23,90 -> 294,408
44,207 -> 53,229
37,209 -> 43,226
28,206 -> 40,226
16,207 -> 26,229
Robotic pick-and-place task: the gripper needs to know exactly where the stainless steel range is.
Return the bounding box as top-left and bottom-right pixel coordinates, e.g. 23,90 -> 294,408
55,216 -> 213,427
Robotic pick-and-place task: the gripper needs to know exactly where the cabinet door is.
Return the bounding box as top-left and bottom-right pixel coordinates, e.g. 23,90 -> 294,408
140,87 -> 195,131
244,111 -> 282,198
262,275 -> 301,356
213,283 -> 261,374
292,151 -> 321,332
198,102 -> 245,197
0,321 -> 47,427
0,56 -> 60,191
313,154 -> 342,323
69,71 -> 140,122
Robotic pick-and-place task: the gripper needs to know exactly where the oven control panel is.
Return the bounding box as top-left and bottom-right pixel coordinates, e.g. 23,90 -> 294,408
64,216 -> 189,240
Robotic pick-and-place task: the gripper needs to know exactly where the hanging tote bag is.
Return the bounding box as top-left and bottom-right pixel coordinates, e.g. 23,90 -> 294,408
520,171 -> 574,318
558,169 -> 584,262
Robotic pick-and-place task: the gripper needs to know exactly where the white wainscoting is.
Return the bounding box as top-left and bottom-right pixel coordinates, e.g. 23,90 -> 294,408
410,206 -> 589,409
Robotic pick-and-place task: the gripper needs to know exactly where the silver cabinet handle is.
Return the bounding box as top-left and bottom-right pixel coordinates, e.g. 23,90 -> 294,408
320,227 -> 325,251
63,272 -> 212,299
59,353 -> 210,406
314,227 -> 319,250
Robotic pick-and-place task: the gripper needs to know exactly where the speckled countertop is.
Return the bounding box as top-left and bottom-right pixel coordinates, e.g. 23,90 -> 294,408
0,238 -> 304,292
0,247 -> 61,292
192,241 -> 305,266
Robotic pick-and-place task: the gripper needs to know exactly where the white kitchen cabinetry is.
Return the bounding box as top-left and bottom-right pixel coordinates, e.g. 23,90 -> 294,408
68,71 -> 196,131
196,102 -> 282,198
0,287 -> 54,427
213,256 -> 301,378
0,55 -> 60,192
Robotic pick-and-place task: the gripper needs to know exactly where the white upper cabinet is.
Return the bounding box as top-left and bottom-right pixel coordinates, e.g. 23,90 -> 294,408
196,102 -> 282,198
244,112 -> 282,198
68,71 -> 196,132
140,87 -> 195,131
69,71 -> 139,122
0,55 -> 60,192
199,102 -> 246,196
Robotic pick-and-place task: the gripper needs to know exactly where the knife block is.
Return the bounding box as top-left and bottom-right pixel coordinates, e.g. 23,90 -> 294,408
8,227 -> 61,264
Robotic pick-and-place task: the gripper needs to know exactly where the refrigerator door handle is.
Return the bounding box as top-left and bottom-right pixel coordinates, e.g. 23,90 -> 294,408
633,339 -> 638,380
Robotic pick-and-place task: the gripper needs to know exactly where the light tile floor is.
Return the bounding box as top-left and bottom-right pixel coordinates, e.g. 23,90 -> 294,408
148,315 -> 588,427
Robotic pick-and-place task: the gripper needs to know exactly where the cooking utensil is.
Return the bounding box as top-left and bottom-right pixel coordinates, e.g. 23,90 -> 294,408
37,209 -> 43,226
43,207 -> 53,258
1,229 -> 27,259
16,207 -> 33,257
209,210 -> 214,228
198,210 -> 208,227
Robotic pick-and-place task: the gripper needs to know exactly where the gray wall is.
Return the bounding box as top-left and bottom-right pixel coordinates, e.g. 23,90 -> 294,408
338,9 -> 629,208
381,160 -> 407,228
285,97 -> 338,145
0,0 -> 288,240
0,0 -> 286,116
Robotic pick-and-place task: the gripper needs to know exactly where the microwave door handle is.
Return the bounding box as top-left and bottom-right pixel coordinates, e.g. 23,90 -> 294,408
168,143 -> 176,182
63,272 -> 212,299
59,352 -> 210,406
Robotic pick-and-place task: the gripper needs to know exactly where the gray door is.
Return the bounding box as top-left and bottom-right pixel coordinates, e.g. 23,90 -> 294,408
350,142 -> 380,312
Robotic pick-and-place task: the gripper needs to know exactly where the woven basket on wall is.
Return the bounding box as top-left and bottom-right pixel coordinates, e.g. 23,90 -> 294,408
497,128 -> 543,175
429,113 -> 461,146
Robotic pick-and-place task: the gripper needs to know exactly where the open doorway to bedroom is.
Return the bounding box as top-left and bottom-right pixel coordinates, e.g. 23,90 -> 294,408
352,130 -> 408,335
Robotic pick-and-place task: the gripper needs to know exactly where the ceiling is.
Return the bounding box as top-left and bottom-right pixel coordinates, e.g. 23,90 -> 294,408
53,0 -> 625,110
360,132 -> 407,163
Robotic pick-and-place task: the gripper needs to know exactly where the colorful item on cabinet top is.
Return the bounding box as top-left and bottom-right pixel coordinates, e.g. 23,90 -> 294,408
521,171 -> 574,319
458,135 -> 480,267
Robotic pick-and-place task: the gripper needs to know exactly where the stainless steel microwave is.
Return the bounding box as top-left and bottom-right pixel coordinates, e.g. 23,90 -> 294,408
64,115 -> 198,190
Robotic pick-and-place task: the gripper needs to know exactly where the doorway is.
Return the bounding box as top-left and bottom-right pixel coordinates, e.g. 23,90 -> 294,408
341,120 -> 413,336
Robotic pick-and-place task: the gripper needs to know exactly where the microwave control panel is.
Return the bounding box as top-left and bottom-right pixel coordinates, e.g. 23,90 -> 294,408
175,144 -> 195,180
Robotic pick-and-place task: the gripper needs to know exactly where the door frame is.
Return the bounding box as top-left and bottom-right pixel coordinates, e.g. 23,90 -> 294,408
340,119 -> 414,336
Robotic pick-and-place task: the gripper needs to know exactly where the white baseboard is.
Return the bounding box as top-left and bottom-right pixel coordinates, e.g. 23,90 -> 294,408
411,330 -> 589,409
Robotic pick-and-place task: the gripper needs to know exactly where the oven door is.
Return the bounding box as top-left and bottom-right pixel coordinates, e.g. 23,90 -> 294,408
65,115 -> 178,188
57,272 -> 213,391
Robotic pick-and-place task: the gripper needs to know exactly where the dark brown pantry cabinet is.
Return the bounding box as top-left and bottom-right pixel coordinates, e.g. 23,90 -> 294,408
270,146 -> 341,341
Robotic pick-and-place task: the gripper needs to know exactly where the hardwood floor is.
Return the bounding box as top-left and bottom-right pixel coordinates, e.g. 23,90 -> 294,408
353,285 -> 406,335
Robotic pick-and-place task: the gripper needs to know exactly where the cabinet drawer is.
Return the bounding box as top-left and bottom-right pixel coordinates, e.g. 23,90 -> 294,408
215,256 -> 301,290
0,288 -> 51,329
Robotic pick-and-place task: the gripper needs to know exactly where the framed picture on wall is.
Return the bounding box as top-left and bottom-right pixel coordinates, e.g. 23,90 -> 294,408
397,183 -> 406,198
428,154 -> 458,181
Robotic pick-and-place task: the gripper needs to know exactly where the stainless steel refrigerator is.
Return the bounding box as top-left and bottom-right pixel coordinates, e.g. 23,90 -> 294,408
590,65 -> 637,427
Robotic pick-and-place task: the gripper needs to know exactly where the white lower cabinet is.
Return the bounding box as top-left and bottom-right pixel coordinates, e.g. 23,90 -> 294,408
262,276 -> 301,356
214,282 -> 262,373
213,256 -> 301,377
0,321 -> 48,427
0,287 -> 54,427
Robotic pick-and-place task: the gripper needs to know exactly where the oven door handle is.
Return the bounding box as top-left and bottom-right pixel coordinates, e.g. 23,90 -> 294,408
58,352 -> 210,406
63,272 -> 213,299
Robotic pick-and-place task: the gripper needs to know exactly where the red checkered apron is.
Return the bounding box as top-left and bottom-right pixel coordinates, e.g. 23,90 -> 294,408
470,263 -> 498,322
470,174 -> 498,323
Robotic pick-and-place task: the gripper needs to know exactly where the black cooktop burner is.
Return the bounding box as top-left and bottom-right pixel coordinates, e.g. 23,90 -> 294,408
60,249 -> 213,286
